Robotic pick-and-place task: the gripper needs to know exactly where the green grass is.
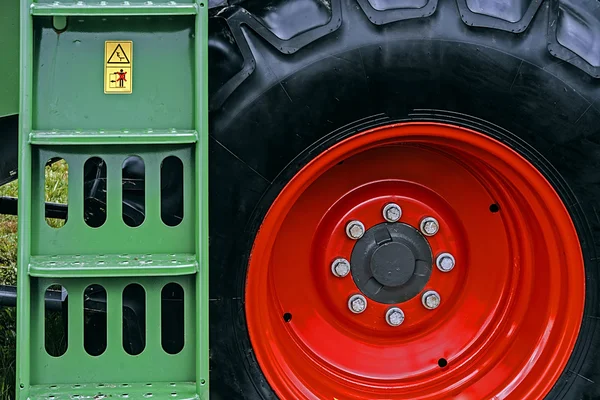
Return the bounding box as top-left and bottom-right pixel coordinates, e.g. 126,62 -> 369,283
0,177 -> 18,400
0,160 -> 68,399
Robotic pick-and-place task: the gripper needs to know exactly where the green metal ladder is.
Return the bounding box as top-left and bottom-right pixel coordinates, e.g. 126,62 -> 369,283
17,1 -> 208,398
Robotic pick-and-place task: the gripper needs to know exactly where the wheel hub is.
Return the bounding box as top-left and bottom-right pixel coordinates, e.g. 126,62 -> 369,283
371,242 -> 414,287
351,223 -> 433,303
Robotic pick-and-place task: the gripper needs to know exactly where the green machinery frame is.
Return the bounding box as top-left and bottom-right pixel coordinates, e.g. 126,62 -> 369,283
0,1 -> 19,119
16,1 -> 209,398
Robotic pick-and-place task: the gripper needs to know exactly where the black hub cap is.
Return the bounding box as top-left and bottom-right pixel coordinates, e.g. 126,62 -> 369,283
351,223 -> 433,304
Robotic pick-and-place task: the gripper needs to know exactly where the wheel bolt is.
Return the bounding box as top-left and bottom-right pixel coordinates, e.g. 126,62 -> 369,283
382,203 -> 402,222
346,220 -> 365,240
348,294 -> 367,314
385,307 -> 405,327
436,253 -> 455,272
420,217 -> 440,236
331,258 -> 351,278
422,290 -> 441,310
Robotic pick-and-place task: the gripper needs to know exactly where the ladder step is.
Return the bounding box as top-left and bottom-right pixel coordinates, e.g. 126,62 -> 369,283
30,129 -> 198,145
30,1 -> 198,16
29,253 -> 197,278
29,382 -> 198,400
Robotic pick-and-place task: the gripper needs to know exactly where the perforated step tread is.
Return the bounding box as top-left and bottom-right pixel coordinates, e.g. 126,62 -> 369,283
29,253 -> 197,277
29,382 -> 199,399
30,2 -> 198,16
30,129 -> 198,145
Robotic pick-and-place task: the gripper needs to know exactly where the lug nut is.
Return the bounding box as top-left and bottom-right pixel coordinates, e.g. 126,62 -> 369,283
436,253 -> 455,272
382,203 -> 402,222
331,258 -> 351,278
346,220 -> 365,240
385,307 -> 405,327
422,290 -> 441,310
348,294 -> 367,314
420,217 -> 440,236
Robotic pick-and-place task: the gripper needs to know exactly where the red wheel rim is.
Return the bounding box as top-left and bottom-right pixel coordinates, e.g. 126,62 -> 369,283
245,123 -> 585,400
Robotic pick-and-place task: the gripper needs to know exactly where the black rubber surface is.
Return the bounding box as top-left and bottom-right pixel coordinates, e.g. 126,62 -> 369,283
0,114 -> 18,186
207,0 -> 600,398
548,0 -> 600,78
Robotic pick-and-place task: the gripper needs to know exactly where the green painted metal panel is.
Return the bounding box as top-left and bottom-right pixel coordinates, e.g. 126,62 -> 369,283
31,146 -> 196,256
17,1 -> 209,398
33,17 -> 195,130
0,0 -> 19,118
30,276 -> 197,384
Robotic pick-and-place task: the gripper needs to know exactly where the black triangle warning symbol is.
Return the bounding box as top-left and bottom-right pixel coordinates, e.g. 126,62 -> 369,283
107,44 -> 130,64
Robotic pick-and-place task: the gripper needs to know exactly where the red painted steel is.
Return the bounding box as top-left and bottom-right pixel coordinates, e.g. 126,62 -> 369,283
246,123 -> 585,400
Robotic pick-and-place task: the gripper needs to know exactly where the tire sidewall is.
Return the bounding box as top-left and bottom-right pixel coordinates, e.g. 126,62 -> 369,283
209,18 -> 600,400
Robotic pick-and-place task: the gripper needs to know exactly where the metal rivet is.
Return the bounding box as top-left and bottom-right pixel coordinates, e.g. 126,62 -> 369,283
382,203 -> 402,222
348,294 -> 367,313
436,253 -> 455,272
422,290 -> 441,310
420,217 -> 440,236
331,258 -> 351,278
345,220 -> 365,240
385,307 -> 405,326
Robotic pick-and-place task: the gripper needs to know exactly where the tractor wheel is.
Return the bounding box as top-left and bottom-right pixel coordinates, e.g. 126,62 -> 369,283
207,0 -> 600,399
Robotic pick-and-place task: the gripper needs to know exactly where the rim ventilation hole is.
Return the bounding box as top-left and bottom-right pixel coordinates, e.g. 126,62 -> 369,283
489,203 -> 500,213
283,313 -> 292,323
438,358 -> 448,368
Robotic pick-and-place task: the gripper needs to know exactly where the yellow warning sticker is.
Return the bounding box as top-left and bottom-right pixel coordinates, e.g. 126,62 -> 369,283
104,41 -> 132,94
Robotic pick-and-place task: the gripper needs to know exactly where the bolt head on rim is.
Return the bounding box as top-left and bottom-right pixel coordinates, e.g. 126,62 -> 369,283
348,294 -> 367,314
385,307 -> 405,327
436,253 -> 455,272
346,220 -> 365,240
420,217 -> 439,236
422,290 -> 441,310
331,258 -> 351,278
382,203 -> 402,222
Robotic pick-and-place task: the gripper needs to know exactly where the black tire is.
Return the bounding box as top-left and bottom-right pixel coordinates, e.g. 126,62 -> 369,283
0,114 -> 18,187
208,0 -> 600,398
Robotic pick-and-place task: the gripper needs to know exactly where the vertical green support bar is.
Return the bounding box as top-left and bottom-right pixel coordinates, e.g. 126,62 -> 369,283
16,0 -> 33,398
16,0 -> 33,397
196,2 -> 210,397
